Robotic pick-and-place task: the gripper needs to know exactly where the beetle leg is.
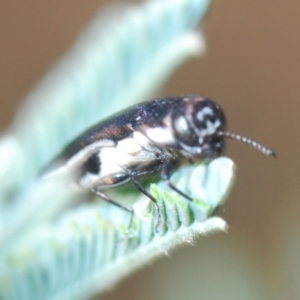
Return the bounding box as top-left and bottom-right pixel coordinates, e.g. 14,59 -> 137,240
130,177 -> 157,204
161,158 -> 193,201
130,176 -> 161,228
91,188 -> 134,228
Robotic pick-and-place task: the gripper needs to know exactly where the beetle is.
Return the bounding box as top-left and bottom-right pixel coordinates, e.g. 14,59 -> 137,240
43,95 -> 276,219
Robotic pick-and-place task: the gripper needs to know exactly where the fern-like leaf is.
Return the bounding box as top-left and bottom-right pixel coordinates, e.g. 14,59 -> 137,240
0,158 -> 234,300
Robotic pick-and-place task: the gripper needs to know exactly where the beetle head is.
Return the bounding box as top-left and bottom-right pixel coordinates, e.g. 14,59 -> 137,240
171,96 -> 226,158
172,96 -> 276,159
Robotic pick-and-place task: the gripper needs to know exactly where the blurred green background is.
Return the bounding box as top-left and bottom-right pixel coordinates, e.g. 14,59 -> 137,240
0,1 -> 299,299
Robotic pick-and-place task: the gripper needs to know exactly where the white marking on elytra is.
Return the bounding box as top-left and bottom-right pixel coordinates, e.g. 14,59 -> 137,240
146,127 -> 175,144
79,132 -> 161,189
196,106 -> 213,121
116,131 -> 151,155
43,139 -> 115,180
80,145 -> 134,189
66,139 -> 115,168
117,137 -> 142,155
103,145 -> 135,167
133,131 -> 150,148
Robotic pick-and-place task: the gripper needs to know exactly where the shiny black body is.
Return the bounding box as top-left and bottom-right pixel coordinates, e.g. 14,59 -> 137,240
44,95 -> 275,218
57,96 -> 225,163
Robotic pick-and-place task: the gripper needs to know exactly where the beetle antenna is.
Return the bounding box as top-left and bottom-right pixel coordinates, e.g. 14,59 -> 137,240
218,131 -> 277,157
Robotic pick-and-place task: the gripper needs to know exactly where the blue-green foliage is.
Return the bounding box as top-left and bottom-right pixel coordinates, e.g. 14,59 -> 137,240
0,1 -> 238,300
